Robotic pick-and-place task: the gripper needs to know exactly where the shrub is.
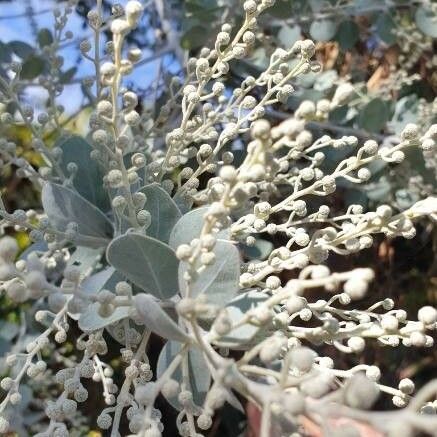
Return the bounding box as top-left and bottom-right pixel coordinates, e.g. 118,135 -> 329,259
0,0 -> 436,436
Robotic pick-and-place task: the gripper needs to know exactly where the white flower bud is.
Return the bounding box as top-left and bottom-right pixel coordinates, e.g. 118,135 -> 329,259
266,276 -> 281,290
331,83 -> 355,107
161,379 -> 179,398
398,378 -> 415,395
289,347 -> 316,373
260,336 -> 285,363
392,395 -> 407,408
212,82 -> 225,95
357,167 -> 371,181
401,123 -> 419,141
111,18 -> 130,34
344,278 -> 368,300
1,377 -> 14,391
243,0 -> 257,14
125,1 -> 143,27
418,306 -> 437,325
101,62 -> 116,77
0,236 -> 19,261
296,100 -> 315,119
344,374 -> 379,409
365,366 -> 381,381
348,336 -> 365,352
97,413 -> 112,429
410,331 -> 426,347
381,315 -> 399,331
197,414 -> 212,430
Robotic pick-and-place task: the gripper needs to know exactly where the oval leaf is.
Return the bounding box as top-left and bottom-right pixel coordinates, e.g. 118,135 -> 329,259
358,98 -> 389,133
278,24 -> 301,47
214,290 -> 268,348
8,41 -> 34,59
106,233 -> 178,299
169,207 -> 230,251
37,28 -> 53,48
415,6 -> 437,38
20,55 -> 46,80
58,135 -> 110,211
310,19 -> 338,42
241,239 -> 274,261
78,302 -> 130,331
157,341 -> 211,411
135,294 -> 190,342
335,20 -> 359,50
42,183 -> 113,248
140,184 -> 181,243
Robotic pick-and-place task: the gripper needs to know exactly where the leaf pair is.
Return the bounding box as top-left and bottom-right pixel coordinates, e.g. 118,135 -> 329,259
107,206 -> 241,306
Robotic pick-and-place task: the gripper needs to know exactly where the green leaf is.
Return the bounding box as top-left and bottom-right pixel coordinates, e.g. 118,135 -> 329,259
214,290 -> 268,348
364,178 -> 391,202
8,41 -> 34,59
309,0 -> 325,12
81,267 -> 116,295
135,294 -> 190,342
389,95 -> 419,136
395,189 -> 418,210
0,41 -> 12,63
106,233 -> 179,299
172,193 -> 193,214
37,28 -> 53,48
59,67 -> 77,84
68,246 -> 104,269
314,70 -> 338,92
41,183 -> 113,248
181,26 -> 208,50
157,341 -> 211,411
277,25 -> 301,47
68,266 -> 117,320
352,0 -> 381,13
267,0 -> 294,18
178,240 -> 240,306
20,55 -> 46,80
58,135 -> 110,211
241,239 -> 273,261
358,98 -> 389,133
169,207 -> 230,250
415,6 -> 437,38
335,20 -> 359,50
140,184 -> 182,243
376,13 -> 396,45
309,19 -> 338,42
78,302 -> 130,331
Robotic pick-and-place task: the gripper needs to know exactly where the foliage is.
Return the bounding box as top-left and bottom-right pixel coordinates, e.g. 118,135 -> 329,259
0,1 -> 436,436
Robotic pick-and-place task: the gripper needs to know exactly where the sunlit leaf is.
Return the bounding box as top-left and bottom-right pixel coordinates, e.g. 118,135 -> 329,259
107,233 -> 179,299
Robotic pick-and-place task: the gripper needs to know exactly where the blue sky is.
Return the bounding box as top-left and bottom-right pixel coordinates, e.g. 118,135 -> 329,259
0,0 -> 167,115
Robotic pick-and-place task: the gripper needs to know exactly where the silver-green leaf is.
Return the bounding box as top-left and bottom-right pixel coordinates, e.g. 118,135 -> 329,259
140,183 -> 182,243
214,290 -> 268,348
106,233 -> 179,299
58,135 -> 110,212
78,303 -> 130,332
415,6 -> 437,38
178,241 -> 240,306
169,207 -> 230,250
41,182 -> 113,248
157,341 -> 211,411
309,19 -> 338,42
134,294 -> 190,342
